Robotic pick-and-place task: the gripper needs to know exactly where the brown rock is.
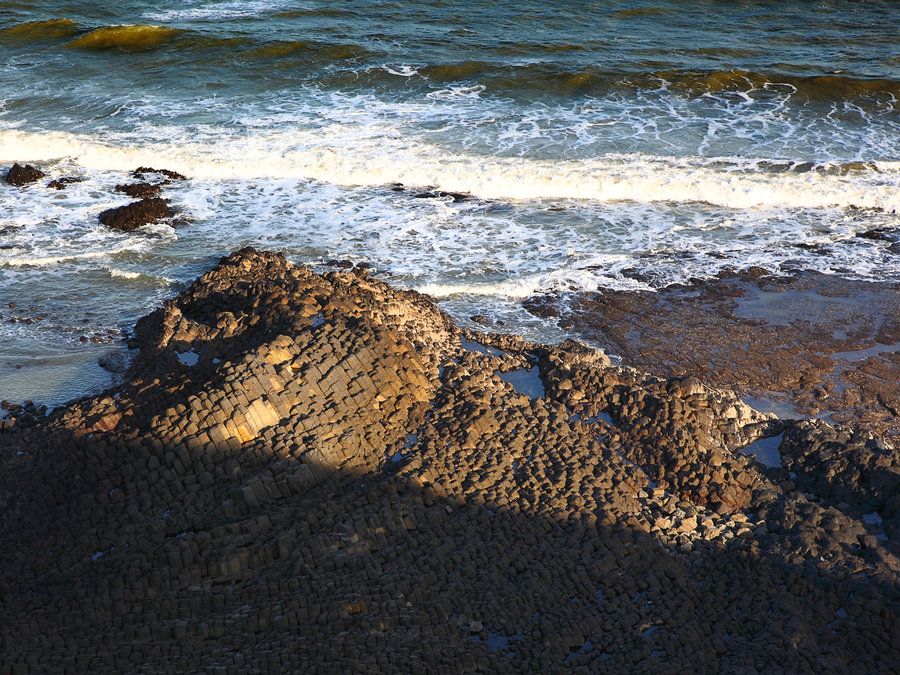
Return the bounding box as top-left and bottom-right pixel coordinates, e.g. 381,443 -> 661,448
114,182 -> 162,199
5,163 -> 45,186
47,176 -> 84,190
98,198 -> 175,231
132,166 -> 187,181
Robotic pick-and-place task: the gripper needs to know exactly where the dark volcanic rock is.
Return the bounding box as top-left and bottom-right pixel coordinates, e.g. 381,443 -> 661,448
114,182 -> 162,199
132,166 -> 187,181
526,270 -> 900,439
46,176 -> 84,190
414,188 -> 471,202
0,249 -> 897,671
325,258 -> 354,269
5,163 -> 45,186
98,197 -> 175,231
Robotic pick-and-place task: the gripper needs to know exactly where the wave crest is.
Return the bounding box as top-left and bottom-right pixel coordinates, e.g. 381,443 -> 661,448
417,63 -> 900,102
1,129 -> 896,212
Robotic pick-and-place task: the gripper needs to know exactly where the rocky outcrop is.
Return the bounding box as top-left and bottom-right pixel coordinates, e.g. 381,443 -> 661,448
98,197 -> 175,231
132,166 -> 187,181
526,269 -> 900,439
0,249 -> 897,671
4,162 -> 45,186
114,181 -> 162,199
47,176 -> 84,190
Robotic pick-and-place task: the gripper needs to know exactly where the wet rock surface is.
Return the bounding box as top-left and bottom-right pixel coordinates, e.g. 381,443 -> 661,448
4,162 -> 45,186
132,166 -> 187,181
46,176 -> 84,190
1,249 -> 897,671
526,270 -> 899,439
115,181 -> 163,199
98,196 -> 175,231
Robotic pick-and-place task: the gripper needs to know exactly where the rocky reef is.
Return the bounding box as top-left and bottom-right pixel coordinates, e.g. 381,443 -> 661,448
0,249 -> 897,671
526,269 -> 900,440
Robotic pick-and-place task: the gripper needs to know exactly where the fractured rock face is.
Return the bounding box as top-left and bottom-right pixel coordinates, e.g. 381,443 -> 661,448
0,248 -> 897,671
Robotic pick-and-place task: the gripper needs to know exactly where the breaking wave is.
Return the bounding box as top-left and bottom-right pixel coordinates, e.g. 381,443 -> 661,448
2,128 -> 897,212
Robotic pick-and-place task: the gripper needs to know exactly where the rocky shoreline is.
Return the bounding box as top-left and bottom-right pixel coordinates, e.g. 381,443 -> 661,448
0,248 -> 897,671
526,269 -> 900,440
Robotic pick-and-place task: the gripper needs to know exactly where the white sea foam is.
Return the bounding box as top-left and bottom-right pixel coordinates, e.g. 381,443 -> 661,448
143,1 -> 292,22
2,128 -> 897,212
1,248 -> 131,268
107,268 -> 141,279
382,64 -> 419,77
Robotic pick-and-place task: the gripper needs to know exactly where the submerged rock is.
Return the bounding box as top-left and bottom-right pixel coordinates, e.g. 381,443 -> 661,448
114,182 -> 162,199
4,163 -> 45,187
132,166 -> 187,181
46,176 -> 84,190
0,248 -> 896,671
98,197 -> 175,231
414,188 -> 471,202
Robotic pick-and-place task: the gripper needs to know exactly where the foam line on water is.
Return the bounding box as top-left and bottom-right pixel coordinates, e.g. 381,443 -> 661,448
2,128 -> 897,212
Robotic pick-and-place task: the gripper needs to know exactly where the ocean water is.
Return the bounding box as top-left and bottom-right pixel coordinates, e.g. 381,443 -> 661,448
0,0 -> 898,405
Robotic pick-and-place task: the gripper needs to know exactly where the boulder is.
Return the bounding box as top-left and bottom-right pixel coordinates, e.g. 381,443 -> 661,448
98,198 -> 175,232
114,182 -> 162,199
5,163 -> 45,187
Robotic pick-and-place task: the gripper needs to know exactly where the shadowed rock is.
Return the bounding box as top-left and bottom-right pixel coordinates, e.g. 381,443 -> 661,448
98,197 -> 175,231
4,163 -> 45,186
0,249 -> 896,671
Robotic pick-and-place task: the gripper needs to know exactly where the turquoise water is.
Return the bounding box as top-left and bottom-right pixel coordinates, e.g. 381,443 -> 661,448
1,0 -> 898,405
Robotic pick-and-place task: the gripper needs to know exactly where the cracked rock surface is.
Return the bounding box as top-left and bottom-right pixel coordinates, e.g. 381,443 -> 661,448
526,269 -> 900,440
1,249 -> 897,671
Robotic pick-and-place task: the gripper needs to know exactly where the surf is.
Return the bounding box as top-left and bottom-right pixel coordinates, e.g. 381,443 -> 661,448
2,128 -> 897,213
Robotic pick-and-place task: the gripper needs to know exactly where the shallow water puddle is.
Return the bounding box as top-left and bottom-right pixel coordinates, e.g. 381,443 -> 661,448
742,394 -> 803,420
470,631 -> 524,653
862,511 -> 883,526
461,338 -> 505,358
831,342 -> 900,363
176,349 -> 199,366
388,433 -> 418,465
498,366 -> 545,399
739,432 -> 783,468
